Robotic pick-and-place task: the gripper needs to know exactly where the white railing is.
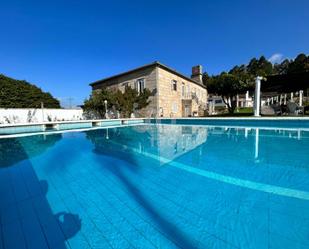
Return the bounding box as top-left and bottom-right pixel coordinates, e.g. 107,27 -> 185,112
181,92 -> 193,99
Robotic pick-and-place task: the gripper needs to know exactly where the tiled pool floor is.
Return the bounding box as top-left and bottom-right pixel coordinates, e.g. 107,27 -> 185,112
0,124 -> 309,249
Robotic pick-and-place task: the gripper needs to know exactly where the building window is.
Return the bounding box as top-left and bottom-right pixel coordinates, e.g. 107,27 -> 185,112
172,102 -> 178,113
171,80 -> 177,91
135,78 -> 145,93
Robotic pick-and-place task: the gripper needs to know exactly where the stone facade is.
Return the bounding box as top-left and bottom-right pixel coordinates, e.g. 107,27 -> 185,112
157,67 -> 207,117
90,62 -> 208,117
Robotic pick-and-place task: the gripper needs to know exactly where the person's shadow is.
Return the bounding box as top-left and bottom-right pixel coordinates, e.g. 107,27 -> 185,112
0,135 -> 81,249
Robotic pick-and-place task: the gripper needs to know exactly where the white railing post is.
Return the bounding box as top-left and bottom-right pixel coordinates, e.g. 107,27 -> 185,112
299,90 -> 303,106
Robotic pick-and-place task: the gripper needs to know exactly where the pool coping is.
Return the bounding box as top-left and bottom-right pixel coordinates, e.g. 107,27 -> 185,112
1,116 -> 309,128
0,118 -> 146,128
1,117 -> 309,138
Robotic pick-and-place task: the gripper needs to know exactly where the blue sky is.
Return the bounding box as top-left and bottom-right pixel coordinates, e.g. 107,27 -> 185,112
1,0 -> 308,106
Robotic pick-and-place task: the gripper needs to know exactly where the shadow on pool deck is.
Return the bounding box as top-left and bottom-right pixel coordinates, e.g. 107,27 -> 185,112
86,128 -> 197,249
0,135 -> 81,249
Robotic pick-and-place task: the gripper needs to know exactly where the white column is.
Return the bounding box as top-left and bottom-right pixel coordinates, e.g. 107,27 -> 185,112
271,97 -> 274,104
254,76 -> 262,117
267,98 -> 270,106
299,90 -> 303,106
236,94 -> 239,112
284,94 -> 287,105
290,92 -> 294,102
279,95 -> 282,105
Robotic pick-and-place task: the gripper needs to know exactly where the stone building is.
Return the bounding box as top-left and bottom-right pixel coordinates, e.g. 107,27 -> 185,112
90,61 -> 208,117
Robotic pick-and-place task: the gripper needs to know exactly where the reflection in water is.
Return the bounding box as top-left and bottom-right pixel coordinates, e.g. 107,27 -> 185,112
0,135 -> 81,249
86,125 -> 208,165
255,128 -> 259,160
0,134 -> 62,168
1,124 -> 308,248
86,125 -> 208,248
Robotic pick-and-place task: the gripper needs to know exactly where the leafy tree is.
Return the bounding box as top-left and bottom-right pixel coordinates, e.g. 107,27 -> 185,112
204,53 -> 308,116
202,72 -> 210,86
287,53 -> 309,74
83,86 -> 151,118
247,56 -> 273,76
206,73 -> 251,114
83,88 -> 116,118
0,74 -> 60,108
273,59 -> 291,75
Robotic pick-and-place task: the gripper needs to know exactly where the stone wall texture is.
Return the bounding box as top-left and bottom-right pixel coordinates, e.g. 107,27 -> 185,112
92,65 -> 208,117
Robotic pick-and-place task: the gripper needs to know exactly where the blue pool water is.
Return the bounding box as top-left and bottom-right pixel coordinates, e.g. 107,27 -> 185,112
0,123 -> 309,249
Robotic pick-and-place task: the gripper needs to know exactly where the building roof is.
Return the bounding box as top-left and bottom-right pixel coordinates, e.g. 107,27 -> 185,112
89,61 -> 206,88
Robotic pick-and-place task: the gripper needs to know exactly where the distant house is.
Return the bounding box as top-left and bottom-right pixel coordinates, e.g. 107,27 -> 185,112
208,91 -> 253,115
90,61 -> 208,117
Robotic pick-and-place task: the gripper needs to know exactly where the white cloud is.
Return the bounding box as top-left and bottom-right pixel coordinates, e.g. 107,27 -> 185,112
268,53 -> 284,64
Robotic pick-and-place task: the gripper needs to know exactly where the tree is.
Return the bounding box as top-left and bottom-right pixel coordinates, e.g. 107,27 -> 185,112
206,73 -> 251,114
287,53 -> 309,74
83,86 -> 151,118
202,72 -> 210,87
247,56 -> 274,76
0,74 -> 60,108
83,88 -> 116,118
273,59 -> 291,75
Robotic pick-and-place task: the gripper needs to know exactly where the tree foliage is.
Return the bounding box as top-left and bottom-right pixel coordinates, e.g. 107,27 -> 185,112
207,73 -> 252,114
0,74 -> 60,108
286,53 -> 309,74
203,53 -> 309,114
247,56 -> 273,77
83,86 -> 151,118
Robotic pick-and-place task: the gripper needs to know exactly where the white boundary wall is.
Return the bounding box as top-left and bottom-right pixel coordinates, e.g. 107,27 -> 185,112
0,108 -> 84,124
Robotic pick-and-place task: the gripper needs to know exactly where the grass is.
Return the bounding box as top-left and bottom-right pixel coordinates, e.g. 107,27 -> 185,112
210,106 -> 309,117
211,107 -> 254,117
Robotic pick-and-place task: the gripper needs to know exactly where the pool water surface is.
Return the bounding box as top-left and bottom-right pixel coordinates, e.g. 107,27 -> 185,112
0,123 -> 308,249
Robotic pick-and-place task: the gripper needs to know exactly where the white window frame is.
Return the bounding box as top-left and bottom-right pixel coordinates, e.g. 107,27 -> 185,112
181,83 -> 185,97
171,80 -> 177,91
135,78 -> 145,93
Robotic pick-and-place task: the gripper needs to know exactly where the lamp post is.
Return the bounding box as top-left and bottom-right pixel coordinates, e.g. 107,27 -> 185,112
104,100 -> 108,119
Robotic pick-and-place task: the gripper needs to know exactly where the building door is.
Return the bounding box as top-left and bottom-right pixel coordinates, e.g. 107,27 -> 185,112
185,105 -> 190,117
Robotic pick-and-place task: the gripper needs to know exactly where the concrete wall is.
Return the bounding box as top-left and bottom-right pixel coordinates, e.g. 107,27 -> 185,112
0,108 -> 84,124
157,67 -> 207,118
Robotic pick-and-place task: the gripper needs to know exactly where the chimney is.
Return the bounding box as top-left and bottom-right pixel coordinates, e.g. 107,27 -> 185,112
191,65 -> 203,84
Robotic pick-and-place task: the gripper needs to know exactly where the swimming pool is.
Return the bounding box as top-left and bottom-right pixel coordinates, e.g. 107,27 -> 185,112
0,121 -> 308,249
